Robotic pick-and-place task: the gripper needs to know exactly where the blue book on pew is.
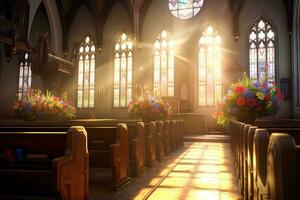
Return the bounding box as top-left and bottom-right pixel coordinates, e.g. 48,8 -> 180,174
14,148 -> 27,164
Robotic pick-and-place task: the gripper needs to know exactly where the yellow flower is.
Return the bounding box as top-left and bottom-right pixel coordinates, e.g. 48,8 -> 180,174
266,102 -> 272,108
256,92 -> 265,100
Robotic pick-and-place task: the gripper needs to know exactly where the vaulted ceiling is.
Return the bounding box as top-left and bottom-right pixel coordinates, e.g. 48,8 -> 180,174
54,0 -> 294,52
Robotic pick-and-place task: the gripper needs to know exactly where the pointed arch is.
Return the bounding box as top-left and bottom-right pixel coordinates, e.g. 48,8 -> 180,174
29,0 -> 63,54
153,30 -> 174,97
77,35 -> 96,108
113,33 -> 133,107
198,26 -> 222,106
248,16 -> 276,83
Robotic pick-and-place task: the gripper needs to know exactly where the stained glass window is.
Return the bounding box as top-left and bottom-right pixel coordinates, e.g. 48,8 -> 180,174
77,36 -> 95,108
114,33 -> 133,107
154,30 -> 174,97
249,18 -> 275,83
169,0 -> 204,19
198,26 -> 222,106
18,53 -> 32,99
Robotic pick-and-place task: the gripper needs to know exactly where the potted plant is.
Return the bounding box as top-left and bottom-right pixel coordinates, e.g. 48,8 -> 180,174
213,73 -> 284,125
128,91 -> 173,122
14,89 -> 76,121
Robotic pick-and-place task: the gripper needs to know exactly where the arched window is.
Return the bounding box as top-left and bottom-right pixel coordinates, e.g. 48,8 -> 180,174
169,0 -> 204,20
154,30 -> 174,96
249,17 -> 276,83
77,36 -> 95,108
198,26 -> 222,106
113,33 -> 133,107
18,53 -> 32,99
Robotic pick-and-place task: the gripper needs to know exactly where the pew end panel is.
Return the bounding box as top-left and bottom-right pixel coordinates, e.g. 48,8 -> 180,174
155,121 -> 165,161
247,126 -> 258,200
0,126 -> 89,200
87,124 -> 130,190
267,133 -> 298,200
163,120 -> 171,156
127,122 -> 145,176
144,122 -> 157,167
253,129 -> 270,200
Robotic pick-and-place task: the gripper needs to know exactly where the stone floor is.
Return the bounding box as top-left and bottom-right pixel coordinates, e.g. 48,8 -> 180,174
90,139 -> 241,200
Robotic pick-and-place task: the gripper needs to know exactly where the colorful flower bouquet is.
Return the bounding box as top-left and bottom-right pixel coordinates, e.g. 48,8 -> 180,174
14,89 -> 76,121
128,94 -> 173,122
213,73 -> 284,125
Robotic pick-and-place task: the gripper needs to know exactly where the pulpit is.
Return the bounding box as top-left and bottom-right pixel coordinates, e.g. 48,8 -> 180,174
32,34 -> 74,96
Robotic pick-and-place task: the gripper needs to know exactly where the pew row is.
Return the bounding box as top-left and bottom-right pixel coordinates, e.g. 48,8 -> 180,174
252,131 -> 300,200
0,126 -> 89,200
0,124 -> 130,190
229,119 -> 300,200
0,119 -> 149,176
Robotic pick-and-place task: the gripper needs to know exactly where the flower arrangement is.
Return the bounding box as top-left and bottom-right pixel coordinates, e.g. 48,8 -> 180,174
14,89 -> 76,121
128,92 -> 173,122
213,73 -> 284,125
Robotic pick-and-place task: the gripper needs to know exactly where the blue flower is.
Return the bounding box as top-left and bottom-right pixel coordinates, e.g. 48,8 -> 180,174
244,90 -> 255,99
253,82 -> 260,88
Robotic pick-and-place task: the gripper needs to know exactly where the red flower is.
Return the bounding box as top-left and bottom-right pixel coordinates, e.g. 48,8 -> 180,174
233,85 -> 245,94
236,97 -> 246,106
262,82 -> 267,88
264,94 -> 271,101
277,93 -> 284,101
246,99 -> 257,107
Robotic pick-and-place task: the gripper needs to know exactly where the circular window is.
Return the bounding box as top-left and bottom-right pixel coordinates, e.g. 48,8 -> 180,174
169,0 -> 204,19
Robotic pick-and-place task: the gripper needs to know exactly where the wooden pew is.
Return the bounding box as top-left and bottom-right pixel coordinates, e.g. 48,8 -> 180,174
252,127 -> 300,199
86,125 -> 130,190
71,119 -> 145,177
229,119 -> 300,199
0,124 -> 130,190
0,119 -> 145,177
246,126 -> 258,200
155,121 -> 165,161
252,129 -> 300,200
265,133 -> 299,200
144,122 -> 157,167
163,120 -> 171,156
175,119 -> 184,148
169,120 -> 177,152
0,126 -> 89,200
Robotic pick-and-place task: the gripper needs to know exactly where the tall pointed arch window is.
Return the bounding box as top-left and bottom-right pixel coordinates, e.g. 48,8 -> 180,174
249,18 -> 276,83
113,33 -> 133,107
198,26 -> 222,106
154,30 -> 174,96
77,36 -> 95,108
18,53 -> 32,99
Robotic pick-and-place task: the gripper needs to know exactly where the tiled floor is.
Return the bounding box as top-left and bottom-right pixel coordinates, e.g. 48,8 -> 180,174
147,142 -> 241,200
90,141 -> 241,200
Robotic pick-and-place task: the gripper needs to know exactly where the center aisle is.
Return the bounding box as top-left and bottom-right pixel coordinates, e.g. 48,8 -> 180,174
146,142 -> 241,200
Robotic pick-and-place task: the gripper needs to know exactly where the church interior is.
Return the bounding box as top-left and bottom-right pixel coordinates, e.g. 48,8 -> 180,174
0,0 -> 299,199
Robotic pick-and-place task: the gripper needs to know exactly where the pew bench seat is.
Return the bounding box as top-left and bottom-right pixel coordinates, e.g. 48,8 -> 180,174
0,127 -> 89,200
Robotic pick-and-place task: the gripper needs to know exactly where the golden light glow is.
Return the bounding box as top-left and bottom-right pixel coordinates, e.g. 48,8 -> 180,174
114,33 -> 133,107
145,142 -> 240,200
198,26 -> 222,106
154,30 -> 174,96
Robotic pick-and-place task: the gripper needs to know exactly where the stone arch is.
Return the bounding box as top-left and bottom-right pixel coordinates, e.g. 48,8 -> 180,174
28,0 -> 63,55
